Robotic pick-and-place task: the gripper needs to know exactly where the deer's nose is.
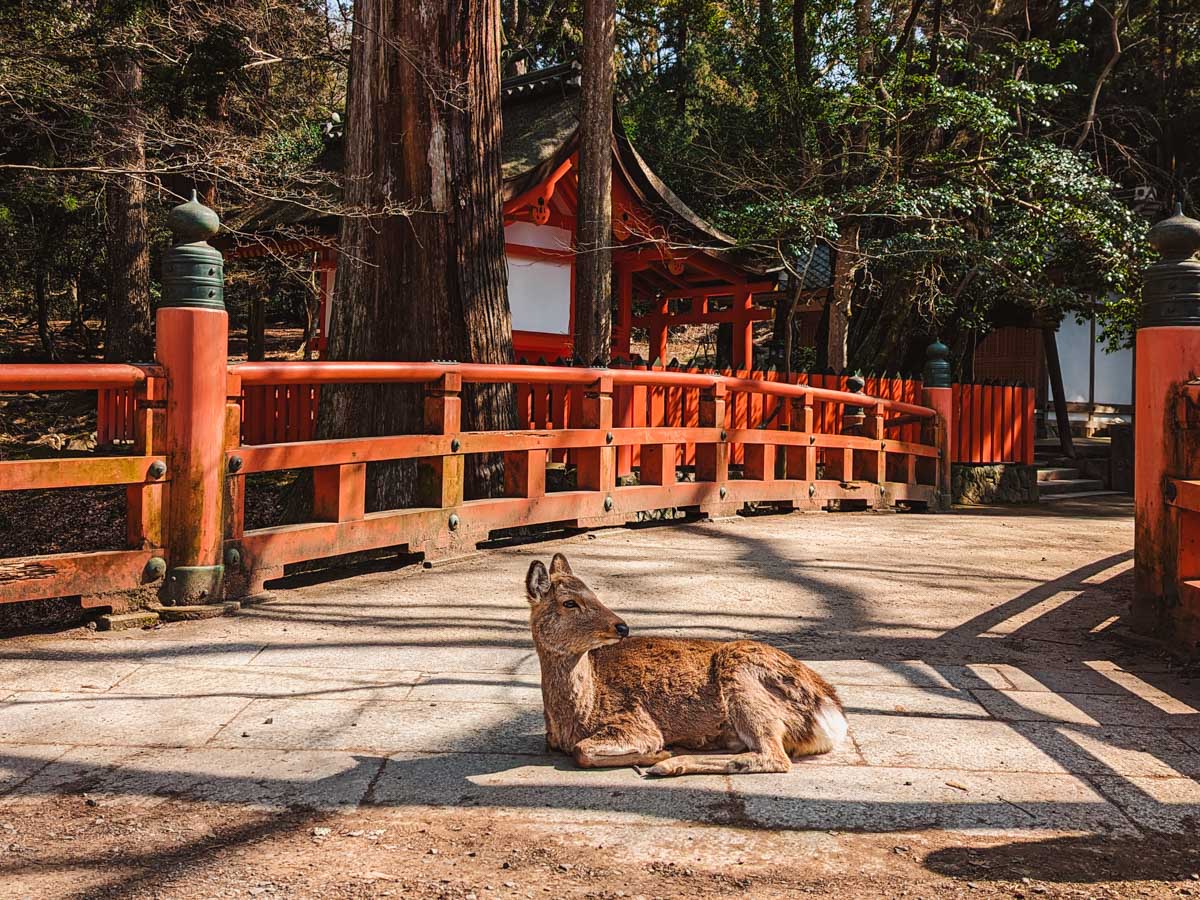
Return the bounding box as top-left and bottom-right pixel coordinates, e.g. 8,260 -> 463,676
614,622 -> 629,638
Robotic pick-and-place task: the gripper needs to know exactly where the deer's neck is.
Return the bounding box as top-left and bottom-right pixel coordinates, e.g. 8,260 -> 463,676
537,648 -> 597,748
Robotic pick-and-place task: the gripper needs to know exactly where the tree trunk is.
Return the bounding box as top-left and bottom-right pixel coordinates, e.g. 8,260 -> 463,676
33,264 -> 57,362
247,297 -> 266,362
318,0 -> 514,509
103,52 -> 153,363
1042,326 -> 1076,459
573,0 -> 616,366
826,227 -> 858,371
792,0 -> 811,84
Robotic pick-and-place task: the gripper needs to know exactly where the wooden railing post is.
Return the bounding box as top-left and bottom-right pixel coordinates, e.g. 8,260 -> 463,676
157,192 -> 230,605
126,373 -> 166,550
576,375 -> 615,493
695,382 -> 728,484
827,375 -> 863,484
922,341 -> 954,510
785,391 -> 816,487
417,373 -> 464,509
863,400 -> 886,488
1133,205 -> 1200,646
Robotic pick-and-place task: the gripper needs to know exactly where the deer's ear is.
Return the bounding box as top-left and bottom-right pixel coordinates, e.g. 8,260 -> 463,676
549,553 -> 573,577
526,560 -> 551,604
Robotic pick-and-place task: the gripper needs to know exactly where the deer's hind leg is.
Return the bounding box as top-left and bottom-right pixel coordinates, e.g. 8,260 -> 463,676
643,717 -> 791,777
572,722 -> 671,769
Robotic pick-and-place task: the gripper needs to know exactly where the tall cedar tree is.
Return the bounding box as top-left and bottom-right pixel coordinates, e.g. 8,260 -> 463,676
103,51 -> 153,363
319,0 -> 515,509
572,0 -> 616,365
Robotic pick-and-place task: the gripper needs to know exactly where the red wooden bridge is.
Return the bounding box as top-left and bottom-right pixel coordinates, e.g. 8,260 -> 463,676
0,354 -> 951,608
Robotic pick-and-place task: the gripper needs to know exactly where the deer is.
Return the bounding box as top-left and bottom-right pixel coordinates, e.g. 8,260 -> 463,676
525,553 -> 847,777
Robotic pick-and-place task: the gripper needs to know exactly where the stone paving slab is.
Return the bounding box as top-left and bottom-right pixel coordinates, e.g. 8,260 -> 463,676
110,663 -> 421,701
250,643 -> 539,675
838,684 -> 991,718
991,662 -> 1200,702
0,745 -> 143,807
1090,774 -> 1200,834
0,743 -> 67,794
211,698 -> 546,754
406,672 -> 543,705
848,713 -> 1073,774
0,657 -> 140,693
0,693 -> 251,748
972,688 -> 1200,728
806,660 -> 1008,691
1,639 -> 268,668
735,764 -> 1136,836
369,752 -> 731,826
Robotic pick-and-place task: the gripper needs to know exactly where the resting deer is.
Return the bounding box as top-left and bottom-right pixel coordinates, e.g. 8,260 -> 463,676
525,553 -> 847,777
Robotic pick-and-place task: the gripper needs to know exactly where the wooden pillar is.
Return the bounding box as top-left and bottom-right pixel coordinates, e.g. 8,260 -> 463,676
614,265 -> 633,360
732,288 -> 753,370
157,193 -> 229,605
1133,206 -> 1200,647
922,341 -> 954,510
649,296 -> 668,364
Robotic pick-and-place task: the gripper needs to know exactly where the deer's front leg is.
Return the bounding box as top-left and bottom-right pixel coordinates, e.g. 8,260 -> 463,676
571,724 -> 670,769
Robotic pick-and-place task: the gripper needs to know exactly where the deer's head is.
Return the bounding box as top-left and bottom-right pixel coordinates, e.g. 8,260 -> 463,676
525,553 -> 629,655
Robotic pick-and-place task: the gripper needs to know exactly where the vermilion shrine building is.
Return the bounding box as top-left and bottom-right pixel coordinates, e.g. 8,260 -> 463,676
231,63 -> 831,367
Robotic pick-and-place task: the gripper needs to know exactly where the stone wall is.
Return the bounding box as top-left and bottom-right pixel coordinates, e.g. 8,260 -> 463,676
952,463 -> 1039,505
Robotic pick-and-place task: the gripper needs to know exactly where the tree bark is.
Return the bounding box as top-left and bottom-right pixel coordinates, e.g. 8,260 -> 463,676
573,0 -> 616,366
33,263 -> 57,362
103,52 -> 153,363
826,227 -> 858,371
319,0 -> 515,509
248,297 -> 266,362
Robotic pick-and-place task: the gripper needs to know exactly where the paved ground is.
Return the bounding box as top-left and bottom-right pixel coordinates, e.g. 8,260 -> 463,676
1,496 -> 1199,898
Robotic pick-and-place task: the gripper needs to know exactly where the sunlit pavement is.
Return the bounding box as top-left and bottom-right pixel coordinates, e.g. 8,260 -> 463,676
1,495 -> 1198,890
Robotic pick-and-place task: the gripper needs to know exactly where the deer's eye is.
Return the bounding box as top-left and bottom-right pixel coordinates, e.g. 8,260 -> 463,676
562,600 -> 579,609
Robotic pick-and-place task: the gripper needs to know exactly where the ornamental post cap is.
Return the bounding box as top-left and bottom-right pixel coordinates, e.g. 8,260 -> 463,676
923,339 -> 952,387
166,190 -> 220,244
1148,202 -> 1200,262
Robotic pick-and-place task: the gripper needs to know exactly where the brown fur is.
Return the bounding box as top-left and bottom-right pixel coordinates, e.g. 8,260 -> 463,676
525,553 -> 848,776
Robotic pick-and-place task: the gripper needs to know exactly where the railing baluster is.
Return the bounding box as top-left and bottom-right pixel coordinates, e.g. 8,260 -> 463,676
416,373 -> 463,509
576,375 -> 614,493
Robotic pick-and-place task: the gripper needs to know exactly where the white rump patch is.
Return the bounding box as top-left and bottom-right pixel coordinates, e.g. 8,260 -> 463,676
810,700 -> 849,753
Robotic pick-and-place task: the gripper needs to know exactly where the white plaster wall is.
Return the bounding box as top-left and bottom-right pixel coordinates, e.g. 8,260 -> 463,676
506,255 -> 571,334
1053,316 -> 1132,406
1056,316 -> 1093,404
504,222 -> 571,251
504,223 -> 573,334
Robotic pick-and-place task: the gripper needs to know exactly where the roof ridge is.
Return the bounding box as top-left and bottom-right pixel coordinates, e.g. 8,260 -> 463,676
501,61 -> 581,98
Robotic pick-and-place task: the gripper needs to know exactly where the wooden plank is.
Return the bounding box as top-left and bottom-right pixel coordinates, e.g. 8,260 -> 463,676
0,549 -> 157,605
0,455 -> 167,491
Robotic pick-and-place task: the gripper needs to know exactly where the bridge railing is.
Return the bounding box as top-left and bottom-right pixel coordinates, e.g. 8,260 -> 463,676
223,361 -> 946,594
0,364 -> 167,606
100,369 -> 1033,465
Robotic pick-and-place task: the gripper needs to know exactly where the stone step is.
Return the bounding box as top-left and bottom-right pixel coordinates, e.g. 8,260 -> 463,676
95,610 -> 160,632
1037,478 -> 1105,496
1037,467 -> 1081,482
1039,489 -> 1123,502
